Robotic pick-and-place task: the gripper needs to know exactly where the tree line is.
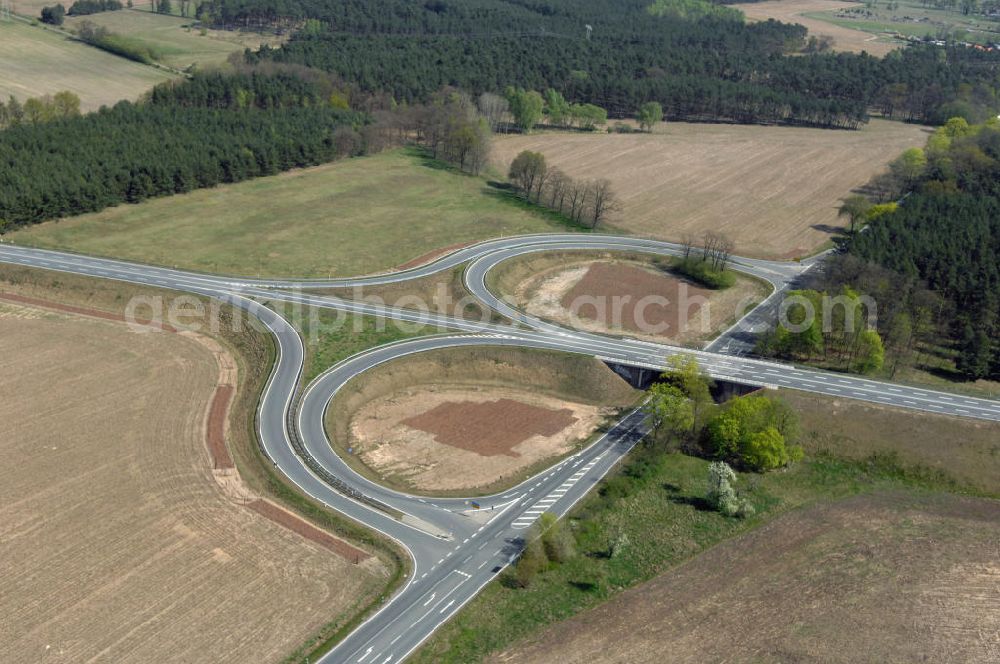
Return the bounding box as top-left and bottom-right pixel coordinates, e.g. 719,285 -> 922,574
0,71 -> 364,230
847,119 -> 1000,380
0,91 -> 81,128
228,0 -> 999,129
806,118 -> 1000,381
507,150 -> 619,229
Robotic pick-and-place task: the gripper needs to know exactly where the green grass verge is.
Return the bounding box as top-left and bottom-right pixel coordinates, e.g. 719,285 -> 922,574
286,307 -> 437,385
412,441 -> 986,662
8,148 -> 582,279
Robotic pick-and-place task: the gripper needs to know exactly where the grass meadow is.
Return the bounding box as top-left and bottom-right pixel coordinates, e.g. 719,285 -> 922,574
9,149 -> 578,278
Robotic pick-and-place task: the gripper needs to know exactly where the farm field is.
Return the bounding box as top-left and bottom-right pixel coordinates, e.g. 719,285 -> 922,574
8,149 -> 574,278
414,385 -> 1000,662
326,347 -> 639,495
738,0 -> 903,55
0,19 -> 175,111
490,119 -> 928,259
800,0 -> 1000,46
782,389 -> 1000,495
63,10 -> 286,71
494,491 -> 1000,664
0,302 -> 384,663
491,251 -> 769,347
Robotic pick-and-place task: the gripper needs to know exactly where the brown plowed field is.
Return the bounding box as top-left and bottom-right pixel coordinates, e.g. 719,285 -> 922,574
502,254 -> 769,346
494,492 -> 1000,664
403,398 -> 579,456
0,302 -> 382,664
491,120 -> 929,259
352,387 -> 605,493
562,261 -> 712,337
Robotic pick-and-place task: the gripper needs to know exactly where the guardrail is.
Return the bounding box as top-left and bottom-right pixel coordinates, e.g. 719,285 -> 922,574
283,390 -> 404,520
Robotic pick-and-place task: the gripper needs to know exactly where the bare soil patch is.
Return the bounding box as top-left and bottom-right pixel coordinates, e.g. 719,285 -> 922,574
403,398 -> 578,456
395,241 -> 474,271
0,303 -> 383,663
499,253 -> 769,347
739,0 -> 902,56
327,347 -> 639,495
353,388 -> 603,492
247,500 -> 369,564
491,120 -> 928,259
563,261 -> 711,337
494,491 -> 1000,664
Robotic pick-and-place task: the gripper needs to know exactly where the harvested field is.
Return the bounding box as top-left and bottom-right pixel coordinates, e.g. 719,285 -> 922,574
490,120 -> 929,259
0,20 -> 175,111
781,389 -> 1000,495
0,302 -> 384,663
353,388 -> 603,492
738,0 -> 902,56
327,347 -> 639,495
496,252 -> 769,346
494,491 -> 1000,664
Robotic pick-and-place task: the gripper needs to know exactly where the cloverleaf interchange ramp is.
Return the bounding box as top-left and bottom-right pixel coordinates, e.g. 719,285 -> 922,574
2,235 -> 998,664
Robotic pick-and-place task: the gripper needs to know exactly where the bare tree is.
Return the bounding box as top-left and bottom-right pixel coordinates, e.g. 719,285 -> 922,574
714,235 -> 734,271
477,92 -> 509,134
545,168 -> 569,213
508,150 -> 547,198
588,179 -> 620,229
567,179 -> 591,224
680,233 -> 696,260
701,232 -> 719,263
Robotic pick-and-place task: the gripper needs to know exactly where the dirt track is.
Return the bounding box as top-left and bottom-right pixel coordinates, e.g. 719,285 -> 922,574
0,303 -> 382,663
491,120 -> 928,259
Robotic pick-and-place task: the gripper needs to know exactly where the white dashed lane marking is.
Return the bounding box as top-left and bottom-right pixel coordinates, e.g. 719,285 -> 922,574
511,452 -> 606,529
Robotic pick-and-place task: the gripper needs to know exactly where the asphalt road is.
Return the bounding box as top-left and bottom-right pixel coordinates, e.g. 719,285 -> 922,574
2,236 -> 998,663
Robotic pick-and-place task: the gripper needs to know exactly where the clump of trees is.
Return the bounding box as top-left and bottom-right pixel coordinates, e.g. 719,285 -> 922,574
67,0 -> 123,15
76,21 -> 161,64
0,92 -> 81,128
675,232 -> 736,289
706,395 -> 803,471
637,101 -> 663,132
503,87 -> 609,133
507,150 -> 619,228
644,355 -> 803,473
510,512 -> 575,588
757,286 -> 885,374
410,90 -> 492,175
40,3 -> 66,24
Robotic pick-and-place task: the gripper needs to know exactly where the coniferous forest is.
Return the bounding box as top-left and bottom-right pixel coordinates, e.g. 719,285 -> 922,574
0,72 -> 362,227
225,0 -> 1000,127
846,120 -> 1000,380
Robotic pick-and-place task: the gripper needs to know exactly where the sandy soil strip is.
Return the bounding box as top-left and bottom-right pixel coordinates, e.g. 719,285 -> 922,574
394,241 -> 474,271
248,500 -> 370,564
206,385 -> 235,470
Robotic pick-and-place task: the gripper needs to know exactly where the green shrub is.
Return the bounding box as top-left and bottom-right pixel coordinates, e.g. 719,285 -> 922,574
673,257 -> 736,289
